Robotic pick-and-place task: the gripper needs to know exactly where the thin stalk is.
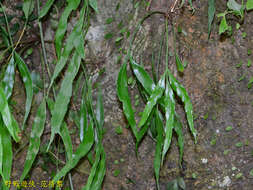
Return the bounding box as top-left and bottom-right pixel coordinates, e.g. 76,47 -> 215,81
0,2 -> 14,48
36,0 -> 56,98
165,18 -> 169,73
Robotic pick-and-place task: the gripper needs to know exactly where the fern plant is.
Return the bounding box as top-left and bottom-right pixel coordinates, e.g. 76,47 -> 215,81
117,12 -> 197,189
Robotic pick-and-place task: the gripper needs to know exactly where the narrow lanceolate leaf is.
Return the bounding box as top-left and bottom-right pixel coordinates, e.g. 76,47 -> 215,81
130,59 -> 155,95
49,6 -> 85,89
22,0 -> 34,19
59,122 -> 73,161
174,113 -> 184,163
20,99 -> 46,182
162,79 -> 175,164
208,0 -> 215,39
89,0 -> 98,13
83,145 -> 102,190
154,109 -> 164,190
0,118 -> 12,190
0,86 -> 20,142
39,0 -> 55,19
48,52 -> 81,151
54,0 -> 81,57
2,56 -> 15,100
53,123 -> 94,182
138,74 -> 165,128
175,53 -> 184,73
80,91 -> 88,142
117,63 -> 137,138
90,148 -> 106,190
15,53 -> 33,129
96,87 -> 104,133
168,72 -> 197,142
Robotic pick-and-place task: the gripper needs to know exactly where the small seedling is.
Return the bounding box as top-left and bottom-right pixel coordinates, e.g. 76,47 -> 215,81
236,61 -> 243,68
225,126 -> 233,131
242,32 -> 247,38
238,74 -> 246,82
235,142 -> 243,147
249,169 -> 253,176
223,149 -> 231,155
115,126 -> 123,135
248,49 -> 252,56
105,17 -> 114,24
113,169 -> 120,177
235,173 -> 243,179
247,60 -> 252,67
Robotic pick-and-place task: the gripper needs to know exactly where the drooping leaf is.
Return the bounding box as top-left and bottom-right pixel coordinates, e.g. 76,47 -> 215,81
82,145 -> 102,190
2,56 -> 15,100
162,79 -> 175,164
59,122 -> 73,161
117,63 -> 138,138
130,59 -> 155,95
174,113 -> 184,163
208,0 -> 215,38
0,86 -> 20,142
48,52 -> 81,151
54,0 -> 81,57
0,117 -> 12,190
20,98 -> 46,182
89,148 -> 106,190
53,123 -> 94,182
96,86 -> 104,133
154,109 -> 164,190
49,6 -> 85,89
138,74 -> 165,128
22,0 -> 34,19
227,0 -> 244,19
175,53 -> 184,73
89,0 -> 98,13
168,72 -> 197,143
39,0 -> 55,19
15,53 -> 33,129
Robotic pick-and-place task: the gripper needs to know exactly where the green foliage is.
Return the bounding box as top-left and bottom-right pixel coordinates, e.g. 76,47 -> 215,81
117,12 -> 196,189
20,98 -> 46,182
209,0 -> 252,36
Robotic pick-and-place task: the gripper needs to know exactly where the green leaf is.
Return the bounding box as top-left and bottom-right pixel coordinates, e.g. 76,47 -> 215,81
138,74 -> 165,128
53,123 -> 94,182
50,6 -> 85,88
59,122 -> 73,161
54,0 -> 81,57
130,59 -> 155,95
227,0 -> 242,11
219,16 -> 229,35
208,0 -> 215,38
22,0 -> 34,19
2,56 -> 15,100
89,148 -> 106,190
39,0 -> 55,19
162,79 -> 175,163
89,0 -> 98,13
0,86 -> 20,142
248,77 -> 253,89
246,0 -> 253,10
168,71 -> 197,143
175,53 -> 184,73
48,52 -> 81,151
174,113 -> 184,163
83,146 -> 102,190
96,86 -> 104,133
15,53 -> 33,129
20,99 -> 46,182
117,63 -> 138,138
0,118 -> 12,189
154,109 -> 164,190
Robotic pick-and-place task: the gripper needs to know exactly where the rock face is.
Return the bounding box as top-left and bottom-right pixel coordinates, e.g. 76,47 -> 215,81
83,0 -> 253,189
